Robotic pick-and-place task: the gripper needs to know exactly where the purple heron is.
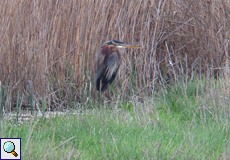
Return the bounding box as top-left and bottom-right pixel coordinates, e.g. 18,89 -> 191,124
95,40 -> 140,99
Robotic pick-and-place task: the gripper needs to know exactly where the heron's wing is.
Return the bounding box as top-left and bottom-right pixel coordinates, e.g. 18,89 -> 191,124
95,49 -> 106,91
105,52 -> 119,81
96,49 -> 105,79
95,50 -> 120,91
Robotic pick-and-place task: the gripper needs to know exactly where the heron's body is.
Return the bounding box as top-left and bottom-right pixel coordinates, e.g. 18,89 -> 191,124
95,40 -> 139,99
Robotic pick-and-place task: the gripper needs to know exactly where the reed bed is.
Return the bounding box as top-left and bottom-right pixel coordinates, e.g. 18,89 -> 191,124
0,0 -> 229,110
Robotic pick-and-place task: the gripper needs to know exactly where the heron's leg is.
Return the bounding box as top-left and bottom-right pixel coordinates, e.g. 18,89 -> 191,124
98,91 -> 101,101
95,81 -> 102,106
107,84 -> 111,101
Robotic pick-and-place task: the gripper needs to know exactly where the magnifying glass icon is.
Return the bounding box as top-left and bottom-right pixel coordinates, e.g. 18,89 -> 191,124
3,141 -> 18,157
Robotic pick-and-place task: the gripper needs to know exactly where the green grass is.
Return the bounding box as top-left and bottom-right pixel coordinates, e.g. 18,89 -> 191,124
1,108 -> 229,159
1,78 -> 229,159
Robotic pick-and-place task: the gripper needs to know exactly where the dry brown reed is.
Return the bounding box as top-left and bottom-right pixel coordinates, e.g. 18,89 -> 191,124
0,0 -> 229,109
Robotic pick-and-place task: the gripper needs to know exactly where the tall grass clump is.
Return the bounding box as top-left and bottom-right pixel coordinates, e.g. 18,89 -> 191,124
0,0 -> 230,110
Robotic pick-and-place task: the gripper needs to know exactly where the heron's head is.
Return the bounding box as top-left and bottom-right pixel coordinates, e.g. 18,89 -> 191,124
104,40 -> 140,49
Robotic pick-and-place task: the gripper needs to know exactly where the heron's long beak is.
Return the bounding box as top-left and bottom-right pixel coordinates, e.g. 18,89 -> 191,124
118,43 -> 140,49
